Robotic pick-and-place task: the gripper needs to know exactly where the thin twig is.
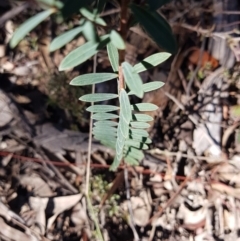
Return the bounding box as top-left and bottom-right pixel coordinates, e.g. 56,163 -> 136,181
148,164 -> 198,224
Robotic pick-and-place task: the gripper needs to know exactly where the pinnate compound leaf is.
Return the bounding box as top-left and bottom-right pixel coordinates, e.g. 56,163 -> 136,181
132,114 -> 153,122
87,104 -> 119,113
70,73 -> 118,86
92,113 -> 119,121
10,9 -> 55,48
94,120 -> 118,127
131,103 -> 158,111
122,62 -> 144,98
107,43 -> 119,72
49,25 -> 83,52
80,7 -> 106,26
59,35 -> 109,70
80,93 -> 118,102
130,4 -> 177,54
130,122 -> 150,129
119,89 -> 132,124
110,30 -> 125,50
133,52 -> 171,73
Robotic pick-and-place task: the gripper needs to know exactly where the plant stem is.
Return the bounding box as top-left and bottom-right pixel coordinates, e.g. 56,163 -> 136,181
118,0 -> 129,90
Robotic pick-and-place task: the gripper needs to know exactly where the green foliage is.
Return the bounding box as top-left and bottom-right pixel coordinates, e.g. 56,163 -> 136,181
122,62 -> 144,98
70,73 -> 118,86
131,4 -> 177,53
49,25 -> 84,52
10,0 -> 176,171
133,52 -> 171,73
10,9 -> 55,48
59,35 -> 110,70
107,43 -> 119,72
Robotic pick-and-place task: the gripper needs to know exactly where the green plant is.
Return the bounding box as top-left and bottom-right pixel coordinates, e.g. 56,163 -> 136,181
91,175 -> 120,217
10,0 -> 177,171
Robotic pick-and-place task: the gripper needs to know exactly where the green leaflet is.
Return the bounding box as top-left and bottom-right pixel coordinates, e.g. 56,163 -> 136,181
129,128 -> 149,137
130,122 -> 150,129
49,25 -> 83,52
125,139 -> 149,150
92,112 -> 119,121
124,147 -> 144,160
93,126 -> 117,136
129,81 -> 165,95
124,155 -> 139,166
119,89 -> 132,124
130,4 -> 177,54
110,30 -> 125,50
93,126 -> 117,133
101,139 -> 116,149
142,81 -> 165,92
132,114 -> 153,122
94,120 -> 118,127
87,104 -> 119,113
70,73 -> 118,86
59,35 -> 109,70
10,9 -> 55,48
133,52 -> 171,73
94,134 -> 116,142
131,103 -> 158,111
80,93 -> 118,102
80,7 -> 106,26
129,134 -> 152,144
122,62 -> 144,98
107,43 -> 119,72
82,20 -> 97,42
